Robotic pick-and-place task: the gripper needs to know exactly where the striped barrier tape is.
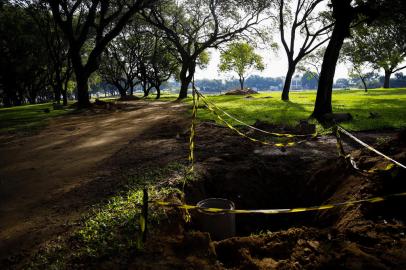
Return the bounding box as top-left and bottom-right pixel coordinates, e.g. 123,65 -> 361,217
196,90 -> 318,138
337,126 -> 406,170
199,96 -> 300,148
188,84 -> 199,173
150,192 -> 406,214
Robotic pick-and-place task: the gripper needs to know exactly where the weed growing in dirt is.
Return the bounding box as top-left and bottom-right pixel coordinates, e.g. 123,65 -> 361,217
28,163 -> 189,269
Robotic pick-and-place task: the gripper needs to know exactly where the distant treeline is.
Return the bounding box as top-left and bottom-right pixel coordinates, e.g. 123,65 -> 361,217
88,73 -> 406,97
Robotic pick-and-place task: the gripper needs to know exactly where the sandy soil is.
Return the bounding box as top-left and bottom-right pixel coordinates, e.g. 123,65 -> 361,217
0,101 -> 189,263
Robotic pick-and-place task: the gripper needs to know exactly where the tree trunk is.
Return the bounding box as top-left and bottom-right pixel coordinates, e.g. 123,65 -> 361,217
155,85 -> 161,99
129,81 -> 134,96
62,89 -> 68,106
282,64 -> 296,101
62,76 -> 69,106
312,4 -> 353,119
383,69 -> 391,88
76,73 -> 91,108
239,75 -> 245,90
142,81 -> 149,97
178,60 -> 196,100
360,76 -> 368,92
115,83 -> 127,98
54,72 -> 63,104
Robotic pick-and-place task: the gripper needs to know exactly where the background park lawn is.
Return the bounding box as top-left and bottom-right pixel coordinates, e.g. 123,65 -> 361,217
1,88 -> 406,134
0,103 -> 72,133
194,88 -> 406,131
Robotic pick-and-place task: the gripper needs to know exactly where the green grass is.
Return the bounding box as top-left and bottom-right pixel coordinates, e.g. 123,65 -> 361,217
0,103 -> 73,134
29,162 -> 190,268
2,88 -> 405,136
193,88 -> 406,131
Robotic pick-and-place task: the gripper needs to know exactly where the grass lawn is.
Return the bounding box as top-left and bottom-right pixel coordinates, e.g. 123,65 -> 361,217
0,103 -> 73,134
2,88 -> 405,134
193,88 -> 406,131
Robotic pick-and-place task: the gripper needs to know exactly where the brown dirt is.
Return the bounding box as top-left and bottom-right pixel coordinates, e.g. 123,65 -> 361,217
1,99 -> 406,269
225,89 -> 258,95
0,100 -> 190,265
130,123 -> 406,270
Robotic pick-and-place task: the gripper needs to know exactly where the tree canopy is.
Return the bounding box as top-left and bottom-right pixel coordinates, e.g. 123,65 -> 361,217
219,42 -> 265,90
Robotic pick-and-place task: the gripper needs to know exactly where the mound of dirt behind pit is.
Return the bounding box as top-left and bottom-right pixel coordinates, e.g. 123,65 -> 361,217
225,88 -> 258,95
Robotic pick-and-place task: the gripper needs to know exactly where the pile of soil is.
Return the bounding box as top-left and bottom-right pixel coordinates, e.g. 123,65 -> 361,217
225,88 -> 258,95
118,95 -> 140,101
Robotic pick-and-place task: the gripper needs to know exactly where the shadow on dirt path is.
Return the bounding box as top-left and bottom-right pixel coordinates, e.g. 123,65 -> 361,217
0,100 -> 189,262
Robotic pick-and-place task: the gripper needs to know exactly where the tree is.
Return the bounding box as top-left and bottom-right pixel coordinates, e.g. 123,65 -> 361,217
300,71 -> 318,89
346,23 -> 406,89
276,0 -> 333,101
141,0 -> 269,99
341,41 -> 375,92
311,0 -> 380,119
145,33 -> 180,99
297,48 -> 325,85
219,42 -> 265,90
29,3 -> 72,105
0,2 -> 52,106
46,0 -> 156,108
99,23 -> 143,99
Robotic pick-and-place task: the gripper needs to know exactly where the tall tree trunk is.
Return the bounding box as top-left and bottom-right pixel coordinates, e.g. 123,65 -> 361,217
54,71 -> 63,104
178,60 -> 195,100
155,85 -> 161,99
62,89 -> 68,106
383,69 -> 391,88
71,49 -> 91,108
282,64 -> 296,101
360,76 -> 368,92
129,81 -> 134,96
62,76 -> 69,106
115,83 -> 127,98
312,5 -> 353,119
142,81 -> 149,97
239,75 -> 245,90
76,73 -> 91,108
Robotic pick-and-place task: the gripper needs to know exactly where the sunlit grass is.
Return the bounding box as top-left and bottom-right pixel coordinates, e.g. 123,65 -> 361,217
30,162 -> 189,268
191,88 -> 406,131
0,103 -> 73,133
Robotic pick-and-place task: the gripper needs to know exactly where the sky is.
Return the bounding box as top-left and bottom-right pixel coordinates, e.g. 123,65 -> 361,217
194,45 -> 350,81
194,1 -> 351,82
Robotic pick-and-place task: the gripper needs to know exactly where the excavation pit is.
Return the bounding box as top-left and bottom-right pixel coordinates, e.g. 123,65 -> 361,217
186,159 -> 341,237
185,153 -> 406,238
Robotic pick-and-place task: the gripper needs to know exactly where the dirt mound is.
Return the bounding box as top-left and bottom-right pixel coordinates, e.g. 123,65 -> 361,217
252,120 -> 316,135
118,95 -> 140,101
225,88 -> 258,95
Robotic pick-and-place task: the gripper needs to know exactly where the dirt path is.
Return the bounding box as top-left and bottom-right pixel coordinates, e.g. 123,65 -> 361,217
0,101 -> 189,262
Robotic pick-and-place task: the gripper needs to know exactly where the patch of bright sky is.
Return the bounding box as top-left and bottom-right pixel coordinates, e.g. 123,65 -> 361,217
194,47 -> 350,81
195,0 -> 349,81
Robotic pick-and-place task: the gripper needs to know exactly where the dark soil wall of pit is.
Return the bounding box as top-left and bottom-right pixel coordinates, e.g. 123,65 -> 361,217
185,154 -> 347,235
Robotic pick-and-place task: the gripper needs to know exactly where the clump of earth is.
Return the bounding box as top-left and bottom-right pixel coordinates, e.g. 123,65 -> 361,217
225,88 -> 259,95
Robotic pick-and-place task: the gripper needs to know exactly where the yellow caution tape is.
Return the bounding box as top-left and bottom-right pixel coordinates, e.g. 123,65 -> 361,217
199,97 -> 298,148
196,90 -> 318,138
150,192 -> 406,215
337,126 -> 406,170
188,85 -> 199,173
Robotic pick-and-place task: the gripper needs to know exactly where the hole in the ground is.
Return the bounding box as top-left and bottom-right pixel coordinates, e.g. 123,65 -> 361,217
185,157 -> 344,236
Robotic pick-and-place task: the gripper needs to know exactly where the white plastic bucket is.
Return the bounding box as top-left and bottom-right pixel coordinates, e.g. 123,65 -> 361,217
196,198 -> 236,240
